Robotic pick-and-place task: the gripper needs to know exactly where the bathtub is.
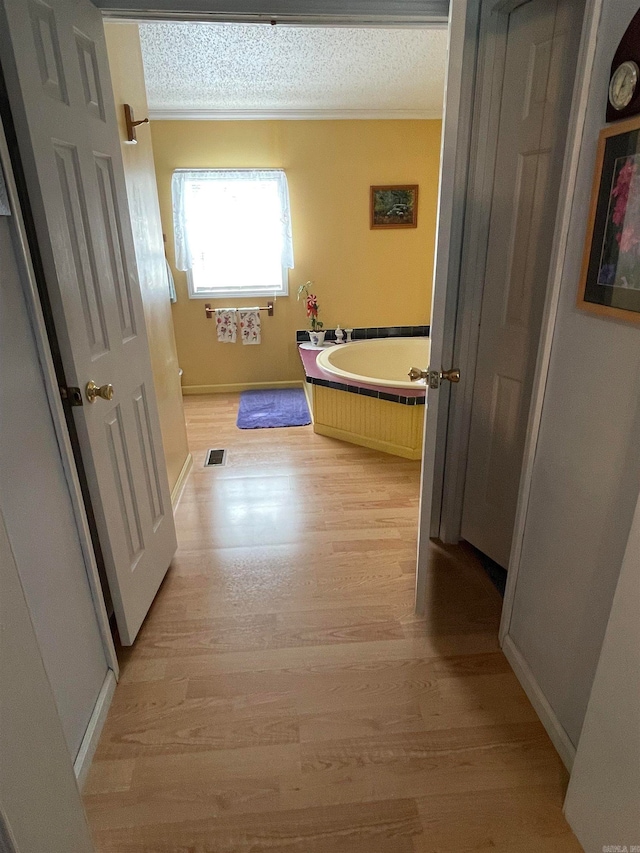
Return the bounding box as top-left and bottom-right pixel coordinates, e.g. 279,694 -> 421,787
299,337 -> 429,460
316,337 -> 430,389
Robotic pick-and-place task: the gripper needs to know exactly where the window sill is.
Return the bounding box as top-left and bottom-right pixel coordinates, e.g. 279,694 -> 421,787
188,292 -> 288,300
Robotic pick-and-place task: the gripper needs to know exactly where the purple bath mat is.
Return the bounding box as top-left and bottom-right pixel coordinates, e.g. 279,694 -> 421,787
237,388 -> 311,429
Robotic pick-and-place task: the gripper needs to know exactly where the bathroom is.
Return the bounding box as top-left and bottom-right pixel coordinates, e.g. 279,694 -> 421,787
104,21 -> 445,474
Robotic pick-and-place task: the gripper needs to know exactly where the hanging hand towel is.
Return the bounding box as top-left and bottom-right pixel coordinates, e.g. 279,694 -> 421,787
239,309 -> 261,345
215,309 -> 237,343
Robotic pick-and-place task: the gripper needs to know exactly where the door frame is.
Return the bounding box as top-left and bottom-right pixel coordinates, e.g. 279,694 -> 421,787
0,120 -> 118,677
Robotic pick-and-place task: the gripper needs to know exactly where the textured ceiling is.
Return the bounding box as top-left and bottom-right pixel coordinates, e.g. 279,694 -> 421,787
138,23 -> 447,116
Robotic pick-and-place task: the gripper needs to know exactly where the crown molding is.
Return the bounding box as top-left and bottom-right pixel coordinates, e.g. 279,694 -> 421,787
148,108 -> 442,120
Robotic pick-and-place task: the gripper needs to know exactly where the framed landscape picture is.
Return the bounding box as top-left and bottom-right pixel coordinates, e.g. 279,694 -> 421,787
578,115 -> 640,323
370,185 -> 418,229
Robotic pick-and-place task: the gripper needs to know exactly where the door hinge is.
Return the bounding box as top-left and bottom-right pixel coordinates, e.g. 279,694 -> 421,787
60,385 -> 83,406
408,367 -> 461,389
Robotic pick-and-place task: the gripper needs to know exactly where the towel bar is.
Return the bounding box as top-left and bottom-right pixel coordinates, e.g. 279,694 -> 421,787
204,301 -> 274,319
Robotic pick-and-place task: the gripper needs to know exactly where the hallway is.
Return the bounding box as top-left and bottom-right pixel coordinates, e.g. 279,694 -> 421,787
84,394 -> 581,851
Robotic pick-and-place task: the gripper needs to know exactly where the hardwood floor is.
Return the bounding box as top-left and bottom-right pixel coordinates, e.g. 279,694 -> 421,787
84,393 -> 582,852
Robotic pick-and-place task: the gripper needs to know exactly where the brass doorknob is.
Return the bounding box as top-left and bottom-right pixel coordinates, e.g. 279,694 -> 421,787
440,368 -> 461,383
86,381 -> 114,403
408,367 -> 428,381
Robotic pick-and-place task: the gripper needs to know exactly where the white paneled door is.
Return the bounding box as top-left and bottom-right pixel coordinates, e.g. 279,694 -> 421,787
0,0 -> 177,644
461,0 -> 583,568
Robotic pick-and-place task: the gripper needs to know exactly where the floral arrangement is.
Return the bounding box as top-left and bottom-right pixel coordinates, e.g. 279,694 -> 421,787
297,281 -> 323,331
599,154 -> 640,289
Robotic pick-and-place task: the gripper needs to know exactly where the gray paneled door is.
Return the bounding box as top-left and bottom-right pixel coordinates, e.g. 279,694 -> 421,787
461,0 -> 583,568
0,187 -> 108,758
0,0 -> 177,644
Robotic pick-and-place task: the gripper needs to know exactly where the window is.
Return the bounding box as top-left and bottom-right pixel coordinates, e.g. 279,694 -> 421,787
171,169 -> 294,299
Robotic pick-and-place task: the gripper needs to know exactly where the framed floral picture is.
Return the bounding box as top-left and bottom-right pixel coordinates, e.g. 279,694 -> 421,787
370,185 -> 418,229
578,115 -> 640,323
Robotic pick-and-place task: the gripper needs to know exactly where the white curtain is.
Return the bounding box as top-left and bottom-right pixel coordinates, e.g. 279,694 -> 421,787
171,169 -> 295,274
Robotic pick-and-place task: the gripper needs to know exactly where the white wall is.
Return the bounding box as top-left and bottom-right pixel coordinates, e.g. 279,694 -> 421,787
0,506 -> 94,852
563,487 -> 640,852
508,0 -> 640,749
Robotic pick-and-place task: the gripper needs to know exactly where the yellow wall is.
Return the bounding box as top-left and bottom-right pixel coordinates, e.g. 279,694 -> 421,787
152,119 -> 442,391
105,23 -> 190,494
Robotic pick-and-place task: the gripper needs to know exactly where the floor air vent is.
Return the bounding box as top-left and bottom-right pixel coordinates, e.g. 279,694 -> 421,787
204,448 -> 226,467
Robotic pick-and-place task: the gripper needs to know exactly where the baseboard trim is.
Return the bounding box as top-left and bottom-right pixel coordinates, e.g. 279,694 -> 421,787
313,421 -> 422,460
171,453 -> 193,509
74,669 -> 117,790
502,634 -> 576,771
182,380 -> 303,395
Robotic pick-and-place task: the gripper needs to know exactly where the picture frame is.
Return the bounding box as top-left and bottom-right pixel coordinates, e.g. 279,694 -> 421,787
370,185 -> 419,229
578,115 -> 640,323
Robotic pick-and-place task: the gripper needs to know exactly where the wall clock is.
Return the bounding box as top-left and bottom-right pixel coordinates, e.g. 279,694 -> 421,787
609,60 -> 639,111
606,10 -> 640,122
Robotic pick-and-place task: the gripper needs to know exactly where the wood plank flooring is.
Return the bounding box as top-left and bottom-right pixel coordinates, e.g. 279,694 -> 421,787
85,393 -> 582,852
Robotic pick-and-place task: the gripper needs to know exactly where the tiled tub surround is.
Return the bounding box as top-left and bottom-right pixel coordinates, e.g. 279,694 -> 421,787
299,340 -> 426,460
299,345 -> 427,404
296,324 -> 430,343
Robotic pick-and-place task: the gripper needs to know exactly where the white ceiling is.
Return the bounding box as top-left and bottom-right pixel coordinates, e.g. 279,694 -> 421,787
138,23 -> 447,119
